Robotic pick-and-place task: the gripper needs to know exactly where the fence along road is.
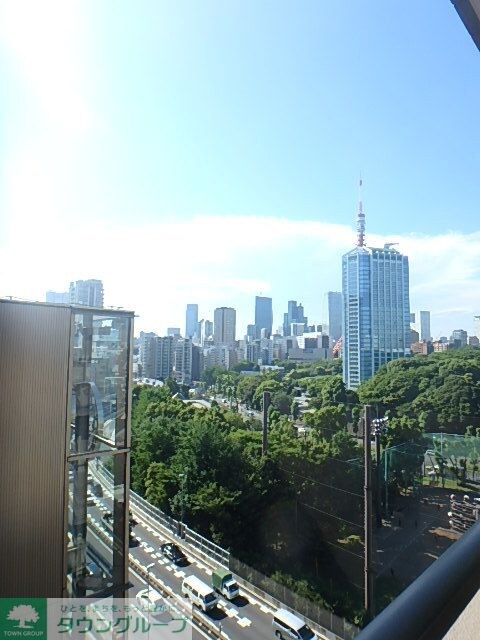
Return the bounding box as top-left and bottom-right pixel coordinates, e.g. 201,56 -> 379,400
93,465 -> 355,640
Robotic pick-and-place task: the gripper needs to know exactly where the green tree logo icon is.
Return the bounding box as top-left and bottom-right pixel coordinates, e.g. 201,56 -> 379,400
7,604 -> 39,628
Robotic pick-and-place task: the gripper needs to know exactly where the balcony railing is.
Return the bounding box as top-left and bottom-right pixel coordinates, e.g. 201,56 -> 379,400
356,521 -> 480,640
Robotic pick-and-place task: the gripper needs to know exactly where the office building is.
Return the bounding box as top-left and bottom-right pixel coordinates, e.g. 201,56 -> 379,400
185,304 -> 198,340
413,310 -> 431,342
46,290 -> 69,304
291,322 -> 305,337
69,279 -> 104,308
342,181 -> 411,389
246,324 -> 259,340
450,329 -> 468,348
167,327 -> 181,337
0,299 -> 133,597
283,300 -> 307,336
254,296 -> 273,338
468,335 -> 479,347
327,292 -> 343,343
213,307 -> 236,346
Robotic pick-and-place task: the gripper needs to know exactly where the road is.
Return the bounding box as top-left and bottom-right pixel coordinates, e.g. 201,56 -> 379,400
87,470 -> 279,640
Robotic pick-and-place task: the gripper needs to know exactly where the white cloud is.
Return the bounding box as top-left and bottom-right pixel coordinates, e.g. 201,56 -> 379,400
0,5 -> 478,339
1,214 -> 479,338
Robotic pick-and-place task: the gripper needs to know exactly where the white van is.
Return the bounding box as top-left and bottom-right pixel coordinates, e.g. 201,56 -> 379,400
181,575 -> 218,612
272,608 -> 317,640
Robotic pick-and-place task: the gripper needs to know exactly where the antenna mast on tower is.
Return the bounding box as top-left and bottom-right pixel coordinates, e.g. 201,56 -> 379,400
357,177 -> 366,247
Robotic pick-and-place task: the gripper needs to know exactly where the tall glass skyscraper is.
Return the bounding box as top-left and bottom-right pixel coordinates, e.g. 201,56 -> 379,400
254,296 -> 273,337
185,303 -> 199,339
342,183 -> 410,389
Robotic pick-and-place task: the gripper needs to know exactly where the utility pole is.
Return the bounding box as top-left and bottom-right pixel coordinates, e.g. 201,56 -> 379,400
375,430 -> 382,527
262,391 -> 270,455
363,404 -> 374,622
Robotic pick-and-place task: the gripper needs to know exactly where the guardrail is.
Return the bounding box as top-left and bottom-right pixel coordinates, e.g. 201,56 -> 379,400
230,557 -> 359,640
355,521 -> 480,640
96,466 -> 230,568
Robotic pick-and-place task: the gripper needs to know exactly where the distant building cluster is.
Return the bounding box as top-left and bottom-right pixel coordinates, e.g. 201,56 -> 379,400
410,314 -> 479,355
135,294 -> 340,384
43,193 -> 480,393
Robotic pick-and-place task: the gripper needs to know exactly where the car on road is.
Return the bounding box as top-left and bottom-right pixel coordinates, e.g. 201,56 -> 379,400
136,588 -> 166,619
272,608 -> 317,640
92,482 -> 103,497
160,542 -> 188,565
182,575 -> 217,612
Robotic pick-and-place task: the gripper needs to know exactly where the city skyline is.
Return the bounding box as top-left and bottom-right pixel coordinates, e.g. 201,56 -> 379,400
2,2 -> 480,338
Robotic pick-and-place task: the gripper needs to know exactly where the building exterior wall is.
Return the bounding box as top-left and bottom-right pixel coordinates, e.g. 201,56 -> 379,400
0,301 -> 71,596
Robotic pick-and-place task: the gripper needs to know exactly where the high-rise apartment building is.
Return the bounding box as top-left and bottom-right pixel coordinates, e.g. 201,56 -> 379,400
413,310 -> 431,342
185,304 -> 199,340
69,279 -> 104,308
342,182 -> 410,389
46,290 -> 69,304
283,301 -> 307,336
173,338 -> 193,385
0,299 -> 133,597
141,335 -> 177,380
327,292 -> 343,343
254,296 -> 273,338
214,307 -> 236,346
196,319 -> 213,345
140,333 -> 158,378
156,335 -> 176,379
167,327 -> 181,337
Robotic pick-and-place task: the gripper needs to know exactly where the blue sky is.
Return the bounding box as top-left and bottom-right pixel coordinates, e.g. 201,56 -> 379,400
1,1 -> 480,337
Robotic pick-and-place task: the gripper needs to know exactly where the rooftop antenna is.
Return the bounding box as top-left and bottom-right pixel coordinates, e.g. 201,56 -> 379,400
357,176 -> 366,247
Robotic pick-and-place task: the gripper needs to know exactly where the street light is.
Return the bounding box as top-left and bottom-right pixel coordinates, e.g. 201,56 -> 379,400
178,472 -> 187,538
146,562 -> 155,598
